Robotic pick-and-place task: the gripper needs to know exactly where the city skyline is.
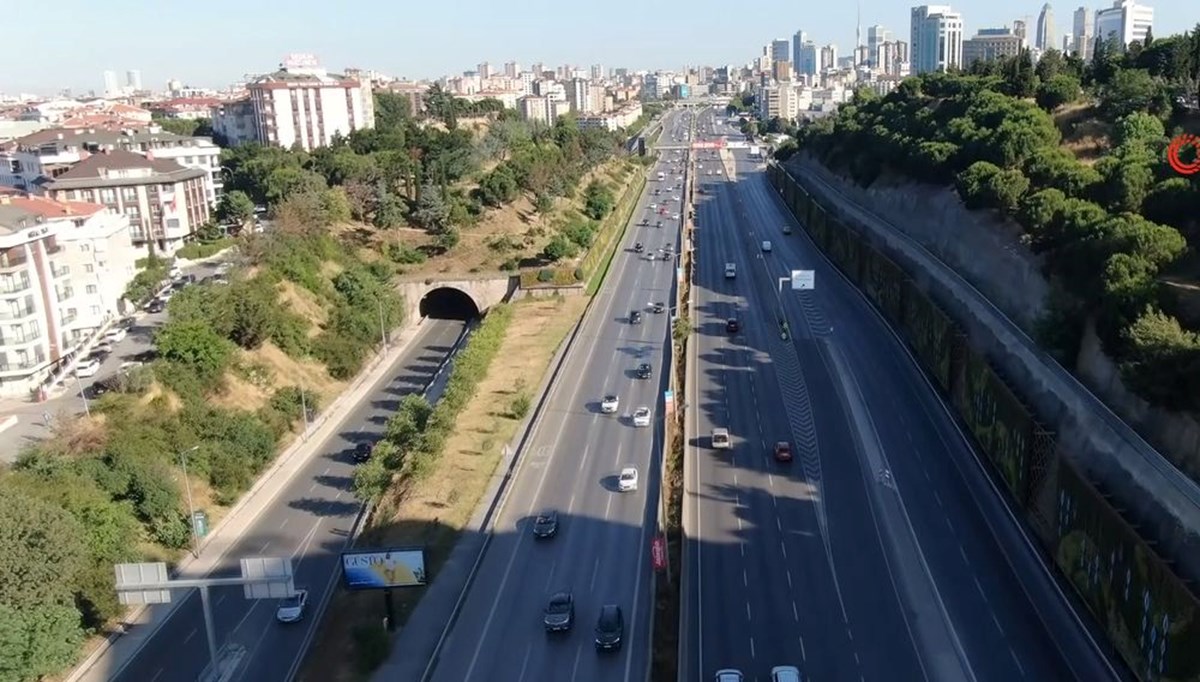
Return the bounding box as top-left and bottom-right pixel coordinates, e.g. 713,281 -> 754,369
5,0 -> 1197,95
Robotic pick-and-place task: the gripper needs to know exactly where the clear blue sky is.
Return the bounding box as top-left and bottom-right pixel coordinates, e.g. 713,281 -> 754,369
5,0 -> 1197,95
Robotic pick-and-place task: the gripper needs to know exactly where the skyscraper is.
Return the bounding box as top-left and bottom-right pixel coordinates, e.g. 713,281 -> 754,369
126,70 -> 142,91
504,61 -> 520,78
1072,6 -> 1093,59
102,70 -> 118,97
792,30 -> 808,76
771,39 -> 791,63
867,25 -> 891,66
1094,0 -> 1154,50
911,5 -> 964,73
798,41 -> 819,76
1036,3 -> 1056,51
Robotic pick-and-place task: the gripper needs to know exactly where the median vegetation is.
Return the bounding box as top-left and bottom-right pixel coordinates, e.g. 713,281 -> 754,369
795,29 -> 1200,412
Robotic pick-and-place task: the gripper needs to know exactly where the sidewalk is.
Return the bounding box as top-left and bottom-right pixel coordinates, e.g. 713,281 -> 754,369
66,320 -> 428,682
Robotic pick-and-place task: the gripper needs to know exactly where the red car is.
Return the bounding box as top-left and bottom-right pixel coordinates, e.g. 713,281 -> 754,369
773,442 -> 793,462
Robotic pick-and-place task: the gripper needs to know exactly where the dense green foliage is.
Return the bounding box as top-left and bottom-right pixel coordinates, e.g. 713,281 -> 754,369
796,27 -> 1200,410
354,303 -> 515,503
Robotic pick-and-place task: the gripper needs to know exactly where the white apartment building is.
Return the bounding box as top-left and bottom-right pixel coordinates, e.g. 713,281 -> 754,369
819,45 -> 839,72
44,150 -> 210,254
911,5 -> 964,73
566,78 -> 591,114
964,28 -> 1025,66
241,54 -> 375,151
1072,6 -> 1093,59
759,85 -> 801,121
519,96 -> 550,124
577,102 -> 644,131
0,126 -> 222,206
1095,0 -> 1153,50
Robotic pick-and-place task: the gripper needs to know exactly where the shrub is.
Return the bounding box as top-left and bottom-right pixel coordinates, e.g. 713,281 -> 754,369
537,268 -> 555,283
176,238 -> 235,261
312,332 -> 367,380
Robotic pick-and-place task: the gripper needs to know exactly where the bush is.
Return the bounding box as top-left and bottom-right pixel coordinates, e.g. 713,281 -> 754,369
313,332 -> 367,380
509,391 -> 532,419
385,242 -> 427,265
176,238 -> 234,261
537,268 -> 555,282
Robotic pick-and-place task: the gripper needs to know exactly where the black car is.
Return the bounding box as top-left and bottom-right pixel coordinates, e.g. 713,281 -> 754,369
532,510 -> 559,538
630,310 -> 643,325
635,363 -> 652,380
655,220 -> 663,228
544,592 -> 575,632
634,242 -> 644,253
353,442 -> 373,463
726,318 -> 741,333
146,299 -> 165,314
594,604 -> 624,651
651,301 -> 666,314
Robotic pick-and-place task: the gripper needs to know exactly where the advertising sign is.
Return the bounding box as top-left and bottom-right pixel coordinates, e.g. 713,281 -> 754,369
341,548 -> 427,590
652,535 -> 667,571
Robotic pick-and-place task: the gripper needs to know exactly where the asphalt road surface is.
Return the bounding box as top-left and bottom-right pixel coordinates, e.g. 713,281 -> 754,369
423,112 -> 690,682
111,318 -> 467,682
679,107 -> 1118,682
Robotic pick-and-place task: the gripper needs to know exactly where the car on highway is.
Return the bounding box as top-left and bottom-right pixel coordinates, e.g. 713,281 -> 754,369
594,604 -> 624,651
782,224 -> 793,235
711,428 -> 731,449
543,592 -> 575,632
634,242 -> 644,253
635,362 -> 652,379
655,220 -> 663,228
762,240 -> 773,252
726,318 -> 740,333
651,301 -> 665,314
353,442 -> 373,463
774,441 -> 794,462
532,510 -> 559,538
103,327 -> 127,343
75,357 -> 102,378
601,394 -> 620,414
672,213 -> 680,220
275,589 -> 308,623
715,670 -> 745,682
618,467 -> 639,491
632,406 -> 651,427
771,665 -> 803,682
630,310 -> 643,325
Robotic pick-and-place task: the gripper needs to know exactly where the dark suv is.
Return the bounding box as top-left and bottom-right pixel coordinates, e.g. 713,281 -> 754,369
594,604 -> 624,651
635,363 -> 652,380
532,510 -> 558,538
353,442 -> 373,463
544,592 -> 575,633
726,318 -> 741,333
630,311 -> 643,325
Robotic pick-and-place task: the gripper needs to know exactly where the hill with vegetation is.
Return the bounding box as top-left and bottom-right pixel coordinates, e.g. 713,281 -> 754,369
791,28 -> 1200,414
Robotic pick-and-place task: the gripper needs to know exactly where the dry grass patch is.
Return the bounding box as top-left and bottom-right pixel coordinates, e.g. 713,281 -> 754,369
298,294 -> 590,682
278,280 -> 328,332
211,343 -> 344,413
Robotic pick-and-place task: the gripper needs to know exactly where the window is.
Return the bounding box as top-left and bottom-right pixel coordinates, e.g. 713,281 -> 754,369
80,243 -> 91,251
89,305 -> 101,315
67,307 -> 77,317
84,264 -> 94,273
100,188 -> 116,202
85,285 -> 97,294
122,187 -> 137,201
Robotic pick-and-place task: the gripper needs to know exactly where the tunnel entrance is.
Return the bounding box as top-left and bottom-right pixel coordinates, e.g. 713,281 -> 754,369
419,287 -> 480,320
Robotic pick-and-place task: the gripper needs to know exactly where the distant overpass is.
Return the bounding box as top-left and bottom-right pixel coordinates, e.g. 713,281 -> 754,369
654,139 -> 754,151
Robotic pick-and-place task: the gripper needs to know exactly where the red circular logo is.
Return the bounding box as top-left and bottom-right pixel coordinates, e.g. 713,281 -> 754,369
1167,134 -> 1200,176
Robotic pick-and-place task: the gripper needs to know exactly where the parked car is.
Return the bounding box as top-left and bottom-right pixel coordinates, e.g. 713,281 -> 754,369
74,358 -> 102,378
146,299 -> 166,314
103,327 -> 127,343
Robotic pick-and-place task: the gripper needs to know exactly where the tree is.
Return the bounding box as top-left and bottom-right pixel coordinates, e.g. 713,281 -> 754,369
1004,49 -> 1039,98
1111,111 -> 1166,148
478,165 -> 519,207
1035,49 -> 1066,81
1099,68 -> 1170,120
583,181 -> 615,220
385,394 -> 432,452
155,319 -> 234,382
0,488 -> 87,611
542,234 -> 578,261
1034,74 -> 1081,111
0,602 -> 86,681
215,189 -> 255,226
412,183 -> 451,233
1120,307 -> 1200,410
263,166 -> 328,206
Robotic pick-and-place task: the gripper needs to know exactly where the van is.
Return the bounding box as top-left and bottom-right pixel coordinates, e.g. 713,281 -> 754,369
761,241 -> 772,252
711,428 -> 731,449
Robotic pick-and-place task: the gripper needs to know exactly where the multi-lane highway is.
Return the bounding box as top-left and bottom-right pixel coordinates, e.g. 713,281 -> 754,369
422,112 -> 690,682
103,318 -> 466,682
681,108 -> 1113,682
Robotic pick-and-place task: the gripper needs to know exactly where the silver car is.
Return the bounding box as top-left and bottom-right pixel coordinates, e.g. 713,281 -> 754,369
275,589 -> 308,623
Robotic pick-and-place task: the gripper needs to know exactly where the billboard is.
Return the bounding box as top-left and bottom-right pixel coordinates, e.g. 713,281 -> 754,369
341,547 -> 427,590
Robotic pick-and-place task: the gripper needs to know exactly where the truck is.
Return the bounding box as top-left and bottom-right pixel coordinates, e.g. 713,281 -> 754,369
725,263 -> 736,279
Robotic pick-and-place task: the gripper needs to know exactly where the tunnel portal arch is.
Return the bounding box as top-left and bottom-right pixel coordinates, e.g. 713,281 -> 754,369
419,287 -> 480,320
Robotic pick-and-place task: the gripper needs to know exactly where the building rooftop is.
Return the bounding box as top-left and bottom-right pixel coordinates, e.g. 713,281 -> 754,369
251,68 -> 354,87
0,204 -> 47,237
4,125 -> 214,153
44,149 -> 205,189
0,192 -> 105,219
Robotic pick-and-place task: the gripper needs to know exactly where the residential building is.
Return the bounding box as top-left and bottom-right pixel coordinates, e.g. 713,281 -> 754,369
126,70 -> 142,91
878,40 -> 912,76
1036,4 -> 1057,51
43,149 -> 210,254
911,5 -> 964,73
590,64 -> 606,81
519,95 -> 550,124
759,84 -> 801,121
577,102 -> 643,131
566,78 -> 591,114
773,60 -> 793,82
1072,6 -> 1093,59
210,98 -> 256,147
819,45 -> 839,72
242,54 -> 375,151
1,127 -> 222,206
102,70 -> 119,98
964,27 -> 1025,66
477,62 -> 492,80
504,61 -> 520,78
150,98 -> 222,120
1013,19 -> 1030,48
1095,0 -> 1154,50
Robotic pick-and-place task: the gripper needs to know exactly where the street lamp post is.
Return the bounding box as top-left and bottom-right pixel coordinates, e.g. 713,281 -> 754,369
376,298 -> 389,349
298,384 -> 311,439
74,373 -> 90,418
179,445 -> 201,558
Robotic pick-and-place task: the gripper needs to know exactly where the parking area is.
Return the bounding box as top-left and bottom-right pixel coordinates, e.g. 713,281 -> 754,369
0,257 -> 228,462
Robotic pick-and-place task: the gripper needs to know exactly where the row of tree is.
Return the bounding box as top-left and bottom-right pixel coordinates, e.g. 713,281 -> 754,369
795,38 -> 1200,410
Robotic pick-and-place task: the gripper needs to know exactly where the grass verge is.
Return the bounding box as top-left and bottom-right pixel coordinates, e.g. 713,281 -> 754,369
297,295 -> 590,682
586,169 -> 648,295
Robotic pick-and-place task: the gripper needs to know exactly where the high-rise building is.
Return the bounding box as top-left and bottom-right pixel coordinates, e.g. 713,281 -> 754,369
867,25 -> 891,66
566,78 -> 590,113
1036,4 -> 1056,51
1071,6 -> 1093,59
798,41 -> 819,76
878,40 -> 912,76
102,70 -> 118,97
125,70 -> 142,91
819,44 -> 839,72
911,5 -> 964,73
477,62 -> 492,79
771,39 -> 791,64
504,61 -> 520,78
1095,0 -> 1154,50
1013,19 -> 1030,48
792,31 -> 808,75
590,64 -> 606,81
772,60 -> 793,82
964,27 -> 1025,65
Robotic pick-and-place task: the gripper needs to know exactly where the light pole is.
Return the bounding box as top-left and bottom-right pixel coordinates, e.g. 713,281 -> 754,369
74,372 -> 91,418
376,297 -> 389,349
298,384 -> 311,439
179,445 -> 201,558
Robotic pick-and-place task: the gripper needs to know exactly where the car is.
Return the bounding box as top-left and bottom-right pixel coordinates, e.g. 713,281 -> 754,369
672,213 -> 680,220
601,394 -> 620,414
655,220 -> 663,228
635,362 -> 652,379
275,589 -> 308,623
103,327 -> 127,343
86,376 -> 120,399
118,360 -> 144,373
532,510 -> 559,538
774,441 -> 794,462
146,299 -> 166,314
630,310 -> 643,325
74,358 -> 102,378
782,224 -> 793,235
762,240 -> 773,252
168,266 -> 183,280
544,591 -> 575,632
726,318 -> 741,333
770,665 -> 803,682
649,203 -> 658,210
634,242 -> 644,253
651,301 -> 665,314
353,442 -> 373,463
158,290 -> 174,302
715,670 -> 745,682
92,341 -> 114,356
632,407 -> 651,428
711,428 -> 731,449
594,604 -> 624,650
618,467 -> 639,491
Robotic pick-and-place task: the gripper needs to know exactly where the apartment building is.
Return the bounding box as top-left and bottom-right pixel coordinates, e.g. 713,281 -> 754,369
0,126 -> 222,205
44,150 -> 209,254
911,5 -> 965,73
218,54 -> 375,151
576,102 -> 644,131
1095,0 -> 1154,49
517,95 -> 571,124
964,28 -> 1025,66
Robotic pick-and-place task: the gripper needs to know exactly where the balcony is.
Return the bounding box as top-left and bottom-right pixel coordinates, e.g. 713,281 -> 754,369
0,279 -> 32,295
0,253 -> 29,273
0,360 -> 39,375
51,264 -> 70,279
56,286 -> 75,300
0,305 -> 36,321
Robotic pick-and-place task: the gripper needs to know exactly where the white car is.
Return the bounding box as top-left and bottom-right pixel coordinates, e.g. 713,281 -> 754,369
92,341 -> 114,356
618,467 -> 639,492
601,395 -> 620,414
75,358 -> 102,378
672,214 -> 680,220
770,666 -> 802,682
715,670 -> 744,682
103,327 -> 127,343
632,406 -> 651,427
275,589 -> 308,623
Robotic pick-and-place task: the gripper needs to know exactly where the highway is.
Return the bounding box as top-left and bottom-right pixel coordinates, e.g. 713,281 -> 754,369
681,108 -> 1103,682
109,318 -> 467,682
422,111 -> 689,682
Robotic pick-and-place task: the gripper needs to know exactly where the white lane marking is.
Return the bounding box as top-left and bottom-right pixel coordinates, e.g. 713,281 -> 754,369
516,643 -> 533,681
322,467 -> 330,476
571,645 -> 584,680
604,494 -> 614,520
800,635 -> 807,661
740,543 -> 745,557
767,473 -> 775,488
776,516 -> 782,531
290,519 -> 322,570
589,558 -> 601,593
183,628 -> 196,644
786,570 -> 793,588
150,669 -> 164,682
334,490 -> 343,501
933,490 -> 944,508
736,516 -> 743,530
742,569 -> 748,587
215,593 -> 226,606
793,602 -> 800,621
567,492 -> 577,513
279,517 -> 289,530
749,636 -> 756,658
308,483 -> 316,493
259,541 -> 270,553
780,541 -> 788,559
746,603 -> 752,621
